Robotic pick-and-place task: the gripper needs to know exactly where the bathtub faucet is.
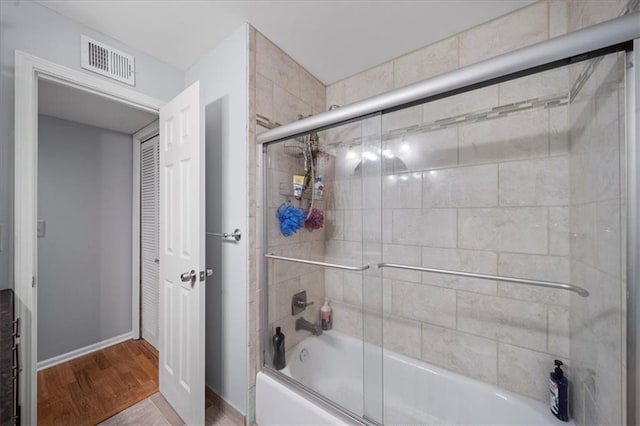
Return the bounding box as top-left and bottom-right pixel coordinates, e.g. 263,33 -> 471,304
295,317 -> 323,336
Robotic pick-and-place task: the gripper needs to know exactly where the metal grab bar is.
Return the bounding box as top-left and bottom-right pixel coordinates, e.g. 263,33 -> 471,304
266,254 -> 370,272
377,263 -> 590,297
206,228 -> 241,242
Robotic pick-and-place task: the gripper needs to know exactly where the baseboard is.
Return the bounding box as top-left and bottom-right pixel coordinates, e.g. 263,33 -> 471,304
205,385 -> 246,425
37,331 -> 134,371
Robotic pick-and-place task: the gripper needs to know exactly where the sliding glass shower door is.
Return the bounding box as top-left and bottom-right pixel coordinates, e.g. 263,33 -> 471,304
378,50 -> 627,425
263,48 -> 629,426
263,115 -> 384,423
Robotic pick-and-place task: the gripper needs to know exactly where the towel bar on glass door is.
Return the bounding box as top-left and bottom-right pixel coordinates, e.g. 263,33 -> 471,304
265,254 -> 369,272
377,263 -> 589,297
206,229 -> 241,242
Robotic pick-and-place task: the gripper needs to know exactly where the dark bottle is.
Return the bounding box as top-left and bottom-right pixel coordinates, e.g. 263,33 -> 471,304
549,359 -> 569,421
272,327 -> 286,370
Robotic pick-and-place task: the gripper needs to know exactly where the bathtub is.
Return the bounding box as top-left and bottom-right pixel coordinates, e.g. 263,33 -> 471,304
257,330 -> 574,425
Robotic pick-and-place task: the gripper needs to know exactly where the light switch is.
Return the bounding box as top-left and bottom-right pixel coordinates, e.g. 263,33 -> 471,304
38,220 -> 46,238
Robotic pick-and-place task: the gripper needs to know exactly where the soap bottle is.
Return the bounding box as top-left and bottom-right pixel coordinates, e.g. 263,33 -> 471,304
320,298 -> 332,331
549,359 -> 569,422
272,327 -> 286,370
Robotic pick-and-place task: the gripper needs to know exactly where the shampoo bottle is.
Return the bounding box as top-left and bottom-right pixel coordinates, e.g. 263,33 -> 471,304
320,298 -> 332,331
549,359 -> 569,422
272,327 -> 286,370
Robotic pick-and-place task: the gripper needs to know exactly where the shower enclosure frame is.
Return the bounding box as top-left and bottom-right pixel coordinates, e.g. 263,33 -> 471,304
259,12 -> 640,425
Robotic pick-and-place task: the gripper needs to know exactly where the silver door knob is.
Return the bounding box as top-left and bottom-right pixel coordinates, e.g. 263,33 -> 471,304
206,268 -> 213,277
180,270 -> 197,282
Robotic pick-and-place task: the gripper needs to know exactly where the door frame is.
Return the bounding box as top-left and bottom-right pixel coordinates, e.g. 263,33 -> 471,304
14,50 -> 164,425
132,121 -> 160,341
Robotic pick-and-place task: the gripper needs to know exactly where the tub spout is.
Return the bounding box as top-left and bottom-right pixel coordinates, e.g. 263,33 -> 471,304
295,317 -> 323,336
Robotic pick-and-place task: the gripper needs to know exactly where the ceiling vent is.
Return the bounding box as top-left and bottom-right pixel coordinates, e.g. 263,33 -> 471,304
81,35 -> 135,86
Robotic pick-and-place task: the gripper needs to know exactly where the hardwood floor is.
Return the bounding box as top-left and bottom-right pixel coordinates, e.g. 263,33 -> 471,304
38,339 -> 159,426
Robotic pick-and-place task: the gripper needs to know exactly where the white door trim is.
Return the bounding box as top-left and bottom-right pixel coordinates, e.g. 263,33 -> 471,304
132,121 -> 160,341
14,50 -> 164,425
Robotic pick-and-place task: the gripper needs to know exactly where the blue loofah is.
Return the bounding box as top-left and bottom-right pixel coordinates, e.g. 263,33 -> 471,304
276,203 -> 305,237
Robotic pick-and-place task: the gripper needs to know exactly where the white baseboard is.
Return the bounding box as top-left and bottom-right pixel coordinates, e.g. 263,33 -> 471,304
37,331 -> 134,371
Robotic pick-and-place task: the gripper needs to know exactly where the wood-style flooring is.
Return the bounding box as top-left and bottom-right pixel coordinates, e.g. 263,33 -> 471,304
38,339 -> 159,426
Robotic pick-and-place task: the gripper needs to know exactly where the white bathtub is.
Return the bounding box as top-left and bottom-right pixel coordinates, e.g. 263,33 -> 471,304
257,330 -> 574,425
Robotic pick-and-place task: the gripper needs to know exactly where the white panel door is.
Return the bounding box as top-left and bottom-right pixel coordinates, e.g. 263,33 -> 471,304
141,135 -> 159,349
159,81 -> 205,426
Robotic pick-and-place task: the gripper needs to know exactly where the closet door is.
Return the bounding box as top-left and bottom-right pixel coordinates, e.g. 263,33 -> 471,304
141,135 -> 160,349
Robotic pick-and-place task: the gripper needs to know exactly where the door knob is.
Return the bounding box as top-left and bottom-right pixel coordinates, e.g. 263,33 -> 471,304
180,270 -> 197,283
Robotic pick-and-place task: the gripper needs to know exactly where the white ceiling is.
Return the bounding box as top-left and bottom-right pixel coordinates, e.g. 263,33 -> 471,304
39,79 -> 158,134
37,0 -> 535,84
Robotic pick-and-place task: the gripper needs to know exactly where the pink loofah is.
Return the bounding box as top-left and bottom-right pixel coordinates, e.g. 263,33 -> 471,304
304,208 -> 324,231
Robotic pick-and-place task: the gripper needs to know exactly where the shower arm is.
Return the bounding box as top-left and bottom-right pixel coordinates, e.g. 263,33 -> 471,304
377,263 -> 589,297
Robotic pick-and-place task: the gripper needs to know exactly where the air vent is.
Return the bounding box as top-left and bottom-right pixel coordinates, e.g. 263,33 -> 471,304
80,35 -> 135,86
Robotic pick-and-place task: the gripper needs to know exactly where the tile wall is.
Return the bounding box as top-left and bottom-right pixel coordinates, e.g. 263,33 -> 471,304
247,27 -> 327,395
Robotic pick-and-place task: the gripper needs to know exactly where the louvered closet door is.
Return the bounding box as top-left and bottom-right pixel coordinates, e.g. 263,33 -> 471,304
141,135 -> 160,349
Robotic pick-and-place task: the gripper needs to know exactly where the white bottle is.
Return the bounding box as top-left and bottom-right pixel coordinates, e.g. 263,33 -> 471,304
320,297 -> 332,331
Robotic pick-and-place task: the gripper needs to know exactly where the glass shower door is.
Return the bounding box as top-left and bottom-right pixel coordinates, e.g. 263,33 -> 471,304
378,50 -> 627,425
263,114 -> 384,423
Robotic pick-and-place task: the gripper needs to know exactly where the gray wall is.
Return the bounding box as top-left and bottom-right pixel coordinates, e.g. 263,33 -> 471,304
37,115 -> 133,361
0,1 -> 184,290
186,25 -> 248,414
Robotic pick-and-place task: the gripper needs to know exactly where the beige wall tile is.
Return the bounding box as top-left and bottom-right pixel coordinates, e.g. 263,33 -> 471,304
458,207 -> 548,254
498,67 -> 568,105
342,209 -> 363,242
300,67 -> 326,114
550,106 -> 570,155
459,2 -> 548,66
344,62 -> 394,104
549,206 -> 570,255
392,208 -> 457,247
383,172 -> 422,209
422,323 -> 497,384
499,156 -> 569,207
342,271 -> 363,306
390,280 -> 456,328
382,106 -> 422,132
326,80 -> 345,109
423,164 -> 498,208
256,73 -> 273,119
459,109 -> 549,165
332,301 -> 363,338
393,36 -> 458,88
458,292 -> 547,351
595,200 -> 622,279
497,253 -> 571,306
498,343 -> 561,401
423,85 -> 498,123
383,316 -> 422,359
386,128 -> 458,172
421,247 -> 497,295
549,0 -> 569,37
548,305 -> 570,358
383,244 -> 422,283
272,84 -> 311,126
256,32 -> 300,97
324,269 -> 344,301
